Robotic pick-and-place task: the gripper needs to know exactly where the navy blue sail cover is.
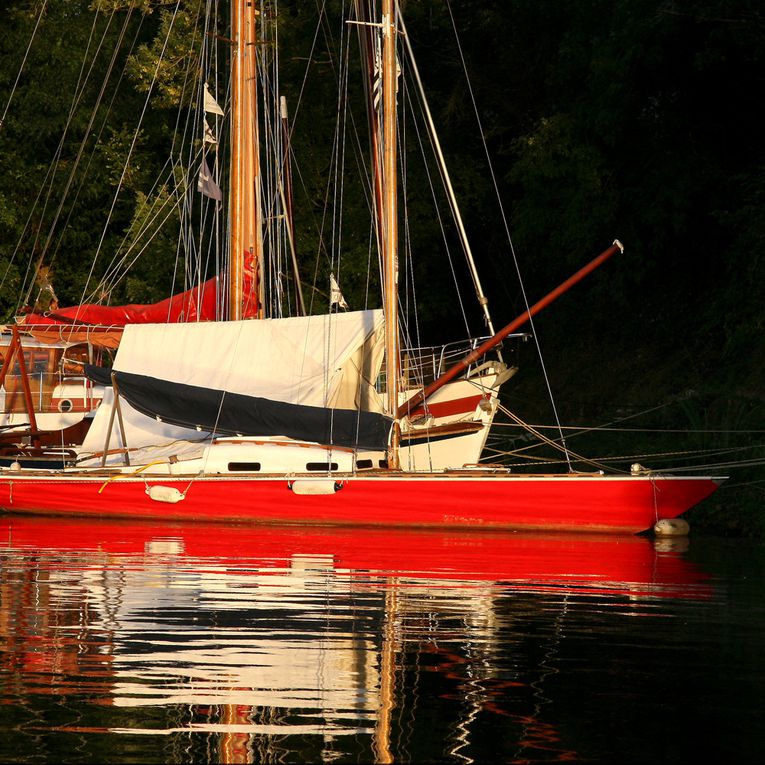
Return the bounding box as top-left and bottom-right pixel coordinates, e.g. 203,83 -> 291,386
85,365 -> 392,450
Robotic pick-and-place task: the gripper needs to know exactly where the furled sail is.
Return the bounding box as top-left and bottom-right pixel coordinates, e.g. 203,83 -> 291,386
85,366 -> 391,449
17,267 -> 258,347
80,309 -> 387,455
21,276 -> 219,327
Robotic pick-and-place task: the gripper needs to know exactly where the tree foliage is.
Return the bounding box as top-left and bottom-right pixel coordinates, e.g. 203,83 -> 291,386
1,0 -> 763,354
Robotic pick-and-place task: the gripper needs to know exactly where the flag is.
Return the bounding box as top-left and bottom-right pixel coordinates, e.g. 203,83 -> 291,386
197,158 -> 222,201
203,118 -> 217,148
204,83 -> 224,116
330,273 -> 349,310
372,39 -> 401,112
373,39 -> 382,112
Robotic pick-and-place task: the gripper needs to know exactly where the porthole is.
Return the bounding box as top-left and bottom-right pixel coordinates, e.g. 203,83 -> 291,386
227,462 -> 261,472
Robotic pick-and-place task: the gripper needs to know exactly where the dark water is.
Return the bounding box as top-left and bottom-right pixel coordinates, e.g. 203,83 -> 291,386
1,514 -> 764,764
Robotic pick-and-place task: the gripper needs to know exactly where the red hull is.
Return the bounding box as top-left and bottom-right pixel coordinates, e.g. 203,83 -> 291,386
0,471 -> 721,533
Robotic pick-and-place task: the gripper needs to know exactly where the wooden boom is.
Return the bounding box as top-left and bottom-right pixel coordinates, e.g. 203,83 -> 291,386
397,240 -> 624,419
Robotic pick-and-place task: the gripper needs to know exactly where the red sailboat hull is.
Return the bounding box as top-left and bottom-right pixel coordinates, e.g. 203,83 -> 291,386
0,471 -> 721,533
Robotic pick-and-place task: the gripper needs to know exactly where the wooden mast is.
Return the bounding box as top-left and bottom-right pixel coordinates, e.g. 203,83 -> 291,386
382,0 -> 400,469
230,0 -> 260,320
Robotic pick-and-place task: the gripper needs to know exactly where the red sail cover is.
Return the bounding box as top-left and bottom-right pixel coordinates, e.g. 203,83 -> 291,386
19,254 -> 259,339
23,276 -> 221,326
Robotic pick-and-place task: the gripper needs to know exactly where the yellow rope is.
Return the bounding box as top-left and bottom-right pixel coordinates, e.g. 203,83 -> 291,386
98,460 -> 169,493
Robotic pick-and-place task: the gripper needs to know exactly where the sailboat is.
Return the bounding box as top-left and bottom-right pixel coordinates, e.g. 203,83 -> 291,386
0,275 -> 230,463
0,0 -> 723,533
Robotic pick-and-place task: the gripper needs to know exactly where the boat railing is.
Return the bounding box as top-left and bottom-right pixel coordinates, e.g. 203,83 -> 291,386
379,333 -> 529,390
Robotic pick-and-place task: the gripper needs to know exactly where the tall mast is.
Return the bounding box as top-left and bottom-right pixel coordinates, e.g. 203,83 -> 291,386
382,0 -> 400,469
353,0 -> 384,258
230,0 -> 261,320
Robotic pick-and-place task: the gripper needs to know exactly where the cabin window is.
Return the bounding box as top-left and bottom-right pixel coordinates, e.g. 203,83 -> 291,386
227,462 -> 261,472
306,462 -> 339,471
355,459 -> 373,469
12,351 -> 51,376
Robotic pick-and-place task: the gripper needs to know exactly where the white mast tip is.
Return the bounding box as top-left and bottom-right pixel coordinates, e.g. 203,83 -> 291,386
613,239 -> 624,253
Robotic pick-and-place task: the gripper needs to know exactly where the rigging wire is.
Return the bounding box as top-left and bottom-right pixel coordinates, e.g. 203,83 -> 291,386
39,7 -> 149,303
483,442 -> 765,467
397,8 -> 497,339
490,421 -> 765,435
0,8 -> 53,304
27,5 -> 137,307
90,166 -> 188,298
400,73 -> 471,338
198,1 -> 227,321
168,0 -> 210,315
77,1 -> 184,311
12,3 -> 118,308
0,0 -> 49,133
494,402 -> 614,473
444,0 -> 573,471
95,0 -> 209,309
483,406 -> 765,473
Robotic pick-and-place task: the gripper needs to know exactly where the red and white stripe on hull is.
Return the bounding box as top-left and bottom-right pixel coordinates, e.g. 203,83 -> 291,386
0,471 -> 722,534
399,366 -> 509,470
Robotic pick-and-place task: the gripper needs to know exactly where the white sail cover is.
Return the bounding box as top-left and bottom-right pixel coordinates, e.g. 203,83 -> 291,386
81,310 -> 384,455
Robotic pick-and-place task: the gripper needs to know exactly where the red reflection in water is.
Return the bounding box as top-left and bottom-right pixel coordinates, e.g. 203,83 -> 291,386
0,512 -> 716,764
1,513 -> 710,597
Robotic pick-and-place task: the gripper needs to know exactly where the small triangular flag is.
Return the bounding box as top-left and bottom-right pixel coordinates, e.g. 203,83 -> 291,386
330,273 -> 349,310
203,118 -> 218,148
203,83 -> 224,116
197,158 -> 222,201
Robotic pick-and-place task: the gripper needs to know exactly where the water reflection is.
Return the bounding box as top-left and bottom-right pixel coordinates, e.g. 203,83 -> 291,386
0,515 -> 720,763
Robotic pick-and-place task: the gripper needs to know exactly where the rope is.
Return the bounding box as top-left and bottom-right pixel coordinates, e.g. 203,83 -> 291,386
78,1 -> 184,310
0,0 -> 49,133
98,459 -> 168,492
494,402 -> 614,473
444,0 -> 572,471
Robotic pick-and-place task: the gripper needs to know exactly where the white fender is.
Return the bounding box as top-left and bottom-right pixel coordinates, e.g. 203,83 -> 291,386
654,518 -> 690,537
146,485 -> 185,504
289,479 -> 343,495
